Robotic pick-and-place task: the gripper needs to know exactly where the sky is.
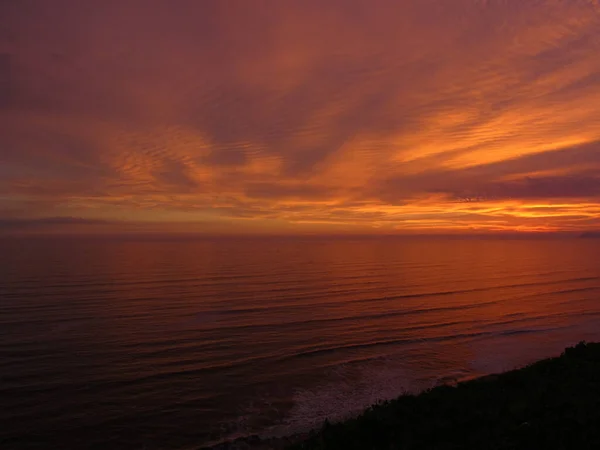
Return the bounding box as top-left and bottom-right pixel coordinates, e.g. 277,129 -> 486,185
1,0 -> 600,235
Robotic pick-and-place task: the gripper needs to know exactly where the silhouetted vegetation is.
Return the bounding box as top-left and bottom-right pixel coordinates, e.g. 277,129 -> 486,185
289,342 -> 600,450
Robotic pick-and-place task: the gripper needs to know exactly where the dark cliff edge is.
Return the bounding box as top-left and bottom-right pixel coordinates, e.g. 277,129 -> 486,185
207,342 -> 600,450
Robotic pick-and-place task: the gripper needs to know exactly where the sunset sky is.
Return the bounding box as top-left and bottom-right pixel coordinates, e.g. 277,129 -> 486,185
1,0 -> 600,235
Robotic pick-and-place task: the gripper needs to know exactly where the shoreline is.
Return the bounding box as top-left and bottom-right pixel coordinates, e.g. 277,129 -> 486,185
206,341 -> 600,449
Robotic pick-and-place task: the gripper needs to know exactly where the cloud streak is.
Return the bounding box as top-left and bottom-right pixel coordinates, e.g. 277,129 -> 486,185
1,0 -> 600,233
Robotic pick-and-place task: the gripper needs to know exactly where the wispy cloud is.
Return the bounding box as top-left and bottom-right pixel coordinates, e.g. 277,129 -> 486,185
1,0 -> 600,233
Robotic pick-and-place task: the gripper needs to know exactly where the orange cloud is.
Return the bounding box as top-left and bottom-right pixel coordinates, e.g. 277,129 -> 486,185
1,1 -> 600,234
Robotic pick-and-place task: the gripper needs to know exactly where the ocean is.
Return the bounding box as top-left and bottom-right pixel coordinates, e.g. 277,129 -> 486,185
2,236 -> 600,449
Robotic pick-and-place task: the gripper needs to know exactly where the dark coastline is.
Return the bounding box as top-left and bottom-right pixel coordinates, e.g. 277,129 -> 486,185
209,342 -> 600,449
